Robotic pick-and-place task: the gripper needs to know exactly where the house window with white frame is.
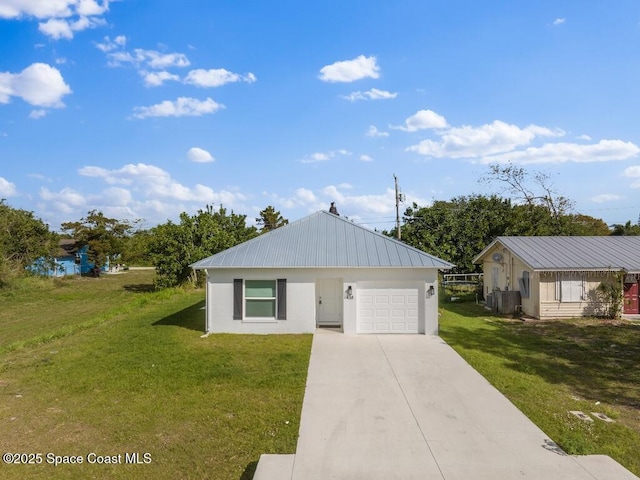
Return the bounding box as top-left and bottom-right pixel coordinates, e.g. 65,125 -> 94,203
245,280 -> 276,318
233,278 -> 287,321
556,272 -> 584,302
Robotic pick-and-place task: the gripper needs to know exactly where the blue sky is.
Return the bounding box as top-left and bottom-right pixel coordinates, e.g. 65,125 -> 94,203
1,0 -> 640,232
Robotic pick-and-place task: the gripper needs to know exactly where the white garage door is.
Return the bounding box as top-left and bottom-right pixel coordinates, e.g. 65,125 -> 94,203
358,287 -> 419,333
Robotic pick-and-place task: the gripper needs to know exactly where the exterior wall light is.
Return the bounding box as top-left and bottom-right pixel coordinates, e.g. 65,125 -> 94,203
346,286 -> 353,299
427,285 -> 435,298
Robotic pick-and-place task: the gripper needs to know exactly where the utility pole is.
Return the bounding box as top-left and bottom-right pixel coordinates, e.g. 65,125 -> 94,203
394,174 -> 405,240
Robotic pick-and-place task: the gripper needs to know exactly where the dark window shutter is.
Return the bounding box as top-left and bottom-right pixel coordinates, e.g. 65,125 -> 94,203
233,279 -> 243,320
277,279 -> 287,320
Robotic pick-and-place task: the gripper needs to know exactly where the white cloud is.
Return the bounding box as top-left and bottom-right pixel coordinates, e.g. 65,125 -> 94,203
29,109 -> 47,119
342,88 -> 397,101
624,165 -> 640,177
38,18 -> 72,38
1,0 -> 112,39
76,0 -> 109,17
591,194 -> 622,203
77,163 -> 246,206
131,97 -> 224,119
0,0 -> 75,18
38,15 -> 105,39
0,63 -> 72,108
140,70 -> 180,87
480,139 -> 640,165
187,147 -> 215,163
578,134 -> 592,141
366,125 -> 389,137
101,186 -> 132,206
95,34 -> 126,52
302,152 -> 329,163
295,188 -> 317,204
321,185 -> 428,216
107,48 -> 190,69
300,149 -> 352,164
265,184 -> 429,221
138,49 -> 190,69
391,109 -> 448,132
28,173 -> 53,182
360,154 -> 373,162
263,187 -> 321,210
0,177 -> 17,196
319,55 -> 380,83
40,187 -> 87,213
408,120 -> 564,158
40,165 -> 255,227
553,18 -> 566,26
624,165 -> 640,188
184,68 -> 256,87
98,40 -> 258,93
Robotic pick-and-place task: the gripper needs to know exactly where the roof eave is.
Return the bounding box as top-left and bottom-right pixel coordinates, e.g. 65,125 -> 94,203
191,264 -> 454,270
533,267 -> 628,273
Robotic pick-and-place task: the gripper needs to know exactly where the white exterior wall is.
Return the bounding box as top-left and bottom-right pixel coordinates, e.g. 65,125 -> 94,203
205,268 -> 316,334
204,267 -> 440,334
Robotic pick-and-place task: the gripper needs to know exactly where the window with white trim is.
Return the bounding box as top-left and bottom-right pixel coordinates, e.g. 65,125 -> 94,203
245,280 -> 276,318
233,279 -> 287,321
557,273 -> 584,302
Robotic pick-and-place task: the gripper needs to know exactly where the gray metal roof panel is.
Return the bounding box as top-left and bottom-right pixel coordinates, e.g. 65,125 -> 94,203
476,236 -> 640,272
191,210 -> 454,269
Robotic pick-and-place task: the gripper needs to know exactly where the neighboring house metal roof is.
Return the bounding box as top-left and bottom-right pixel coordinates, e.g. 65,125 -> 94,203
474,236 -> 640,273
191,210 -> 454,269
56,239 -> 81,258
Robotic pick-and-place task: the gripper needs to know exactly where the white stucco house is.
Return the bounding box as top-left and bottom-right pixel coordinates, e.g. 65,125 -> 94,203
190,210 -> 454,335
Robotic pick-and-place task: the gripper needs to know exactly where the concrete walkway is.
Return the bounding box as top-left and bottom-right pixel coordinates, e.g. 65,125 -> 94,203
254,331 -> 638,480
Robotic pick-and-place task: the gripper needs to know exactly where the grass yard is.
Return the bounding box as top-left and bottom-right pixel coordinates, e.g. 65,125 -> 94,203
440,301 -> 640,476
0,271 -> 312,480
0,270 -> 159,352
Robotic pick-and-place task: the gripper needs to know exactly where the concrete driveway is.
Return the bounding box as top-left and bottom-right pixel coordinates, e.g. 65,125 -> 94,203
254,331 -> 638,480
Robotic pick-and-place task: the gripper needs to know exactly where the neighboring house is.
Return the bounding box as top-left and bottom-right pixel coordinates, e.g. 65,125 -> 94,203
30,239 -> 108,277
473,236 -> 640,319
190,210 -> 453,335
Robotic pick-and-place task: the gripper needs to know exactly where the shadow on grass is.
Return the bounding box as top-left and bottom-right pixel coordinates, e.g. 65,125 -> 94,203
240,460 -> 258,480
442,302 -> 640,408
153,300 -> 206,332
123,283 -> 156,293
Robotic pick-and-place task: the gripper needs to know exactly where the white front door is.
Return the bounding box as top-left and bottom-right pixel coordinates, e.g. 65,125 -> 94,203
316,278 -> 343,327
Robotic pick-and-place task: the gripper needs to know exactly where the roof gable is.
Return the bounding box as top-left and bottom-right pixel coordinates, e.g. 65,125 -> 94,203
191,211 -> 454,269
474,236 -> 640,273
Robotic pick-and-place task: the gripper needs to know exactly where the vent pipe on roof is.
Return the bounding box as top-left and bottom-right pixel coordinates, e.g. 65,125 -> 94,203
329,202 -> 339,216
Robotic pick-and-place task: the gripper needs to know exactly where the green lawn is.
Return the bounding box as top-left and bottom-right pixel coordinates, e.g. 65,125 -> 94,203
0,271 -> 159,352
4,273 -> 639,478
440,301 -> 640,476
0,272 -> 312,480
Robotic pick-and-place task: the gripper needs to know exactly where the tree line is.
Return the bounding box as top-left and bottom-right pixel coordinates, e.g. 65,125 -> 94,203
0,201 -> 288,288
1,165 -> 638,287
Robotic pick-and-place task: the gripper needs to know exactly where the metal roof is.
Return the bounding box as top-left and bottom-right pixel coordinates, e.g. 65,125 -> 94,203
191,211 -> 454,269
474,236 -> 640,273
